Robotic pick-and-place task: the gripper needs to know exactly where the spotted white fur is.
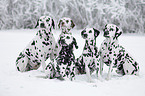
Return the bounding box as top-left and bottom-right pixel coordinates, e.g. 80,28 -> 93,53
16,16 -> 56,72
76,28 -> 101,82
100,24 -> 139,80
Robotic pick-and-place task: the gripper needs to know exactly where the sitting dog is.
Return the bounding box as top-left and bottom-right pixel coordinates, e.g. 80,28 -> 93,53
16,16 -> 56,72
56,34 -> 78,80
46,33 -> 78,80
55,17 -> 75,56
45,17 -> 77,80
99,24 -> 140,80
76,28 -> 101,82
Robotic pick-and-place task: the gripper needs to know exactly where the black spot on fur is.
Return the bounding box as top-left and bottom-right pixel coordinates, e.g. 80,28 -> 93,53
17,67 -> 20,71
31,41 -> 35,45
126,70 -> 128,73
42,41 -> 49,46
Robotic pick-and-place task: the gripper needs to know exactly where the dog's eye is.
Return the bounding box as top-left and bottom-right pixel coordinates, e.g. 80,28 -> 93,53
103,29 -> 105,32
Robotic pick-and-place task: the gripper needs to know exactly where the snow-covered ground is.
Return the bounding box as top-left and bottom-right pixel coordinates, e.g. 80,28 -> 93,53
0,29 -> 145,96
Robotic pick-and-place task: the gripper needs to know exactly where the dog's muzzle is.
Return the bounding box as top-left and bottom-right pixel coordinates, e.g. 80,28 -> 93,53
40,23 -> 45,28
103,28 -> 109,37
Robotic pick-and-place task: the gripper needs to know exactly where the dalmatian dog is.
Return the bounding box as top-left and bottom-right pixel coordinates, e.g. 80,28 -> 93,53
45,17 -> 77,80
16,16 -> 56,72
46,33 -> 78,80
100,24 -> 140,80
47,17 -> 76,60
75,28 -> 101,82
56,33 -> 78,80
55,17 -> 75,56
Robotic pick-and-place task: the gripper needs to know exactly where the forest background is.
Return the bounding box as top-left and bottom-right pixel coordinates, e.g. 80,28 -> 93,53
0,0 -> 145,33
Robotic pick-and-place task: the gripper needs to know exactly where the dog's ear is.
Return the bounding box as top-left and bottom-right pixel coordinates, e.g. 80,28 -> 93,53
115,26 -> 122,39
58,19 -> 62,29
71,20 -> 75,29
73,37 -> 78,49
35,19 -> 39,28
52,19 -> 55,29
93,28 -> 100,38
81,28 -> 87,39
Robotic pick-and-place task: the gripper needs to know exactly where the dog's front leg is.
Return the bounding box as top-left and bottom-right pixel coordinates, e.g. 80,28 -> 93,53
39,56 -> 46,73
106,62 -> 113,80
100,55 -> 104,76
106,54 -> 114,80
84,58 -> 92,82
94,57 -> 103,81
42,59 -> 46,72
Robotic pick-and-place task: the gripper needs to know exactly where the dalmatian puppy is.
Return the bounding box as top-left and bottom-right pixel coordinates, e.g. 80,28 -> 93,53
46,33 -> 78,80
76,28 -> 101,82
100,24 -> 140,80
45,17 -> 76,79
46,17 -> 75,61
16,16 -> 56,72
55,17 -> 75,56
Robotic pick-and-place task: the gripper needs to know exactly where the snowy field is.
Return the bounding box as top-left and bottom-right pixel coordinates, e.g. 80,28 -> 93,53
0,29 -> 145,96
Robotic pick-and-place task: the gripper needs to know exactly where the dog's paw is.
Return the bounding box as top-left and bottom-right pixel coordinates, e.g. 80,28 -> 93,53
87,79 -> 95,83
56,76 -> 65,81
105,77 -> 111,81
98,76 -> 104,82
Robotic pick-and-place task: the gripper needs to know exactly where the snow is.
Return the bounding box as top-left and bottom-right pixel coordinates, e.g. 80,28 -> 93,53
0,29 -> 145,96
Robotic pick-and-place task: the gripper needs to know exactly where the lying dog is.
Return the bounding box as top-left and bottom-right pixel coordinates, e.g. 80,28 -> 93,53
16,16 -> 56,72
100,24 -> 140,80
76,28 -> 101,82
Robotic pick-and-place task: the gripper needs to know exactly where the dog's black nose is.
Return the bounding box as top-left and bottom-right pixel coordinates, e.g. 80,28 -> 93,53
66,20 -> 69,23
40,23 -> 45,28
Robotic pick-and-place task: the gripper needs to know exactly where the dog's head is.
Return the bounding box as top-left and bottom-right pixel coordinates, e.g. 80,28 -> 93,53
103,24 -> 122,39
35,16 -> 55,29
58,17 -> 75,33
81,28 -> 100,40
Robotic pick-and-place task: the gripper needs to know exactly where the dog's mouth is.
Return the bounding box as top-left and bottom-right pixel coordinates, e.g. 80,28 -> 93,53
104,32 -> 109,37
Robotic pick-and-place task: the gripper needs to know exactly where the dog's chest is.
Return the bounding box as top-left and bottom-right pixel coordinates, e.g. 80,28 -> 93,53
65,37 -> 73,45
83,43 -> 97,57
101,40 -> 124,64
